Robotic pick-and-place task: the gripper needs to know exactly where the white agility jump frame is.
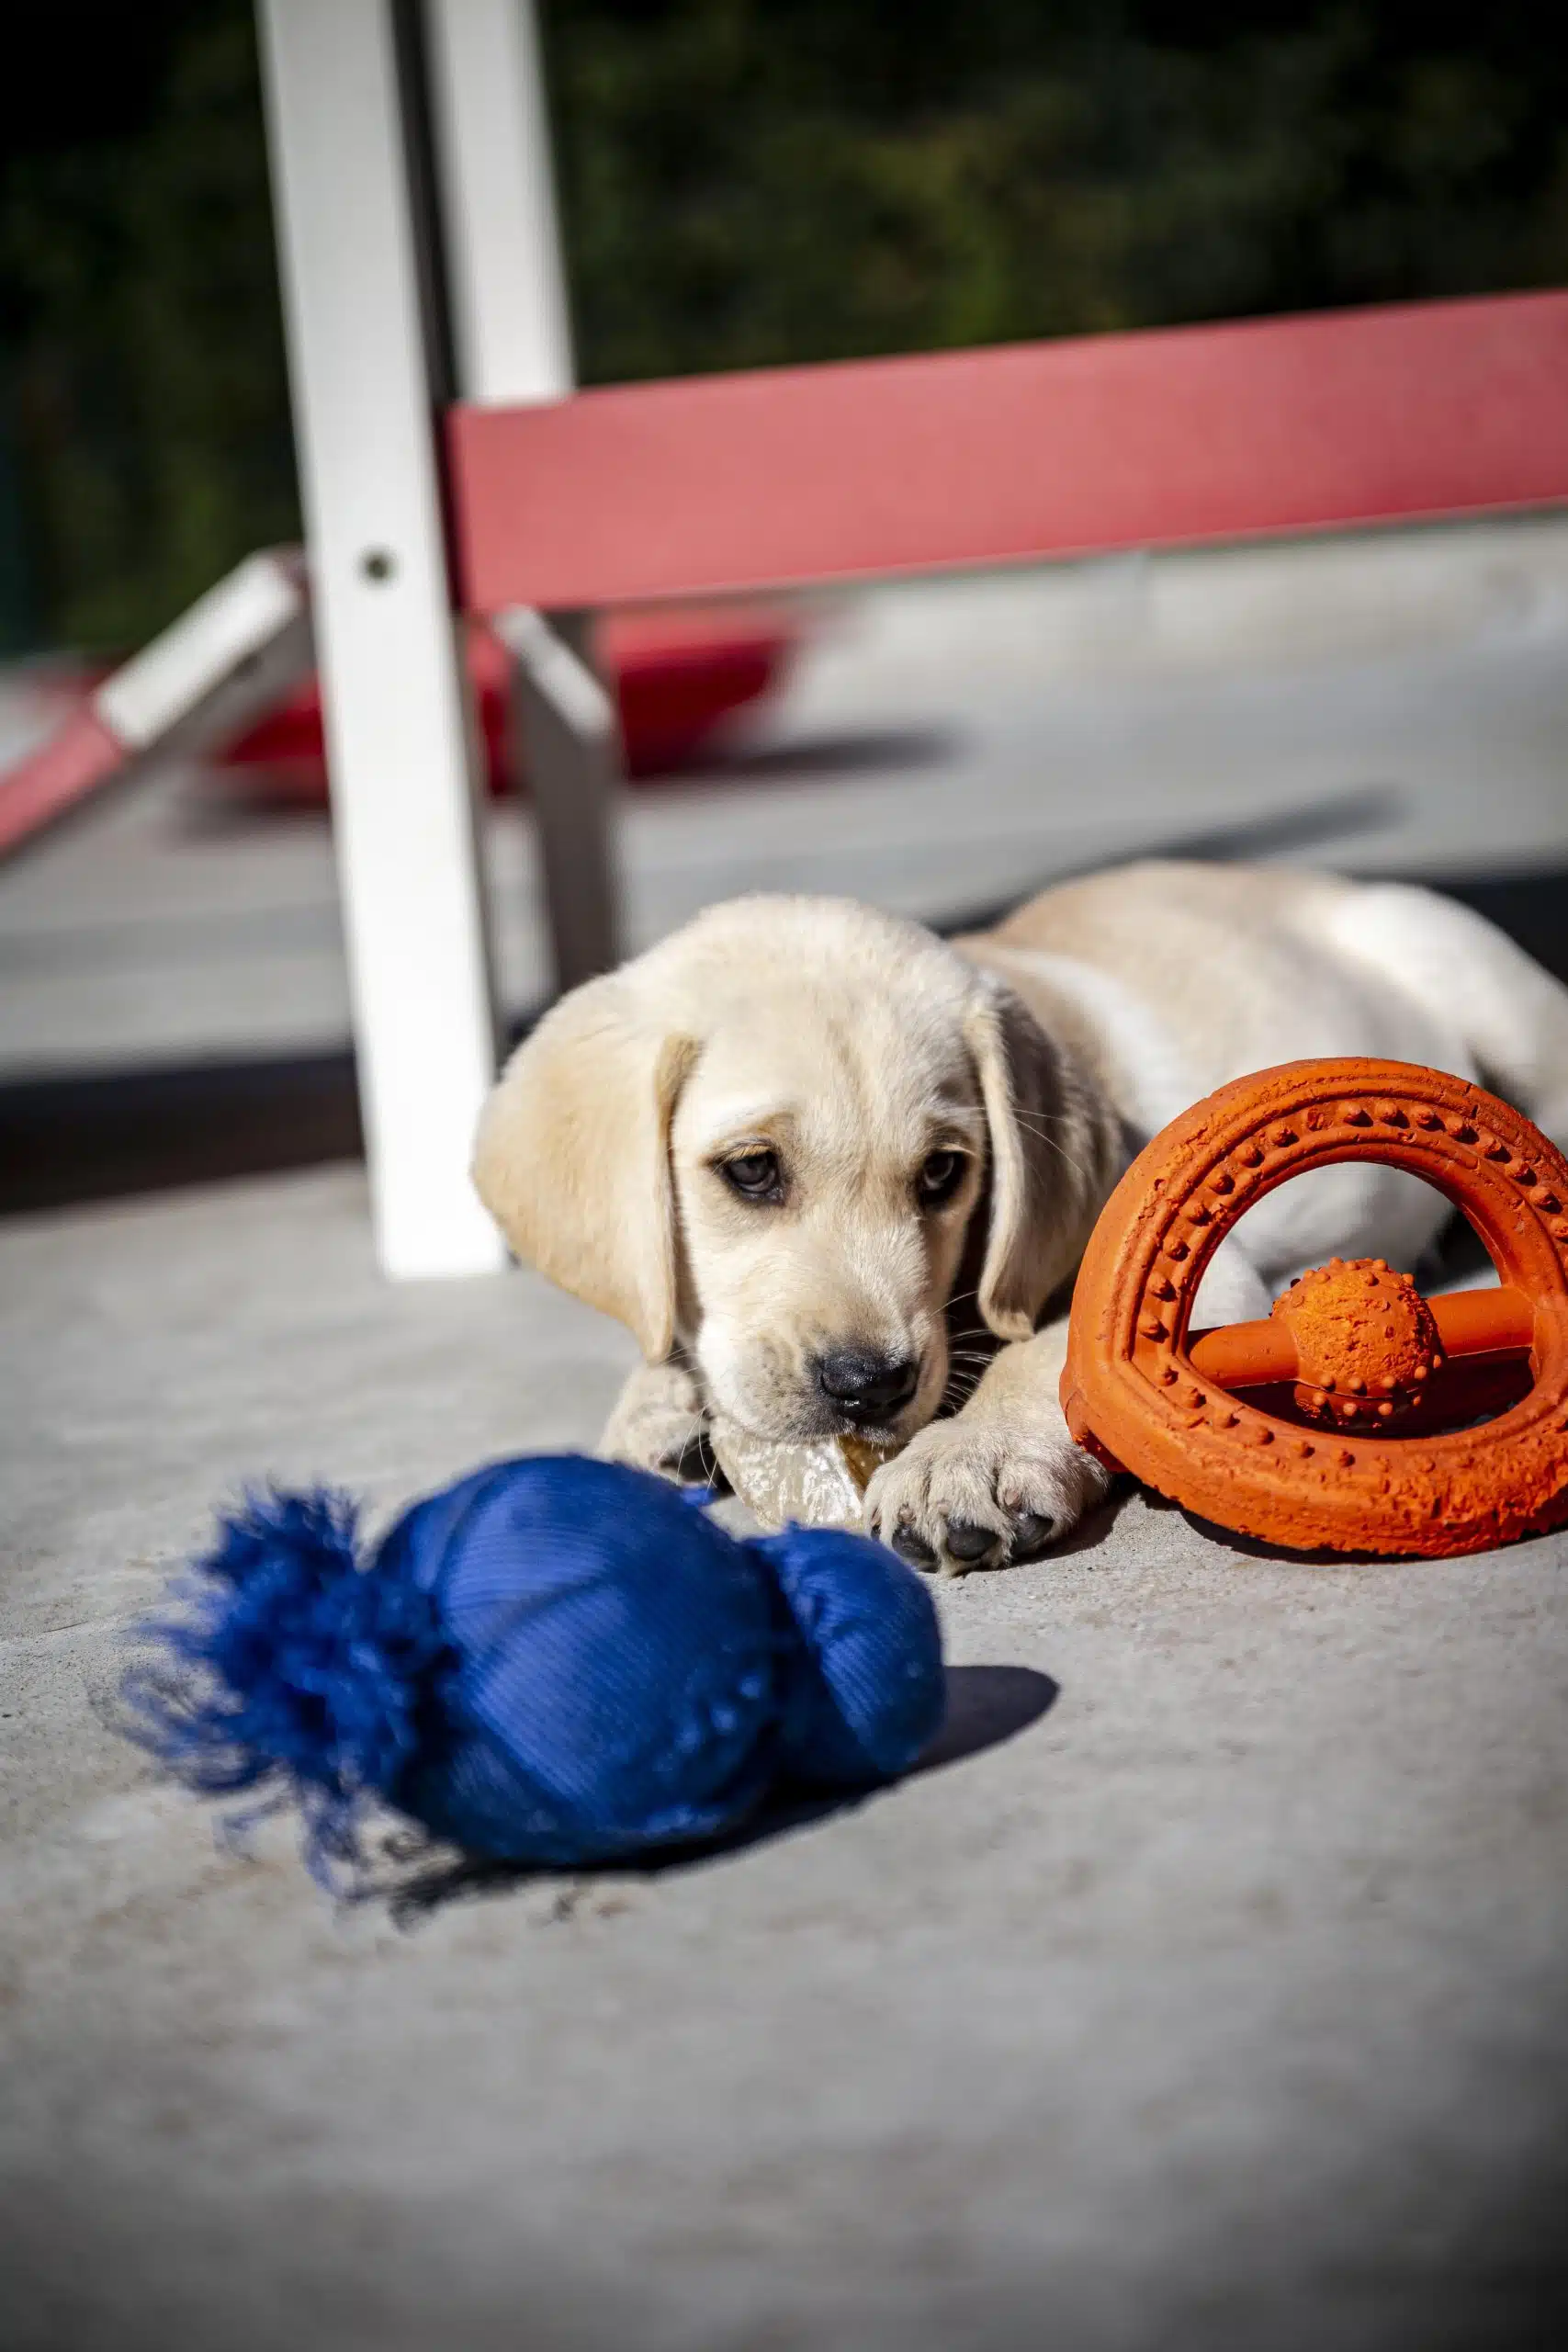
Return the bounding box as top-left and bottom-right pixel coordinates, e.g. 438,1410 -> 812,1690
6,6 -> 1562,1283
234,2 -> 1568,1283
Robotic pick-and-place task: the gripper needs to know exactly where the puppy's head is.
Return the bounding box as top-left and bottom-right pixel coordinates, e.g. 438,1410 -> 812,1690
474,897 -> 1109,1444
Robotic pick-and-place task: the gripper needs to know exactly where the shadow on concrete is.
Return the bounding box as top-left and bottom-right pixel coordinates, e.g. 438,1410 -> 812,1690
682,722 -> 963,785
1034,1478 -> 1138,1563
930,780 -> 1405,935
4,818 -> 1563,1218
0,1047 -> 366,1215
914,1660 -> 1059,1770
376,1659 -> 1057,1925
1172,1497 -> 1393,1566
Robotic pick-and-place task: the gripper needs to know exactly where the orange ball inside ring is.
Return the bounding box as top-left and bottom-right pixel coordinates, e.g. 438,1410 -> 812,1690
1061,1058 -> 1568,1556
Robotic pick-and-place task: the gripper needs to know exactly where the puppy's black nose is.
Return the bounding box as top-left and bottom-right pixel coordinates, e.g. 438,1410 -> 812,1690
816,1348 -> 919,1422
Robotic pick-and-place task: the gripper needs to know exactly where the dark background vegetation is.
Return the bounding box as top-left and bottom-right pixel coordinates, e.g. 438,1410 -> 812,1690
2,0 -> 1565,654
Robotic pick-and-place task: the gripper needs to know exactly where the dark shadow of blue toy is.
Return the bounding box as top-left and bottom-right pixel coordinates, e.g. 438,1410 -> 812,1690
377,1659 -> 1058,1920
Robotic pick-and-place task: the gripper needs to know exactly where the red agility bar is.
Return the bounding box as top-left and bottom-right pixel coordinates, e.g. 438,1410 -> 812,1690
449,292 -> 1568,613
0,707 -> 125,859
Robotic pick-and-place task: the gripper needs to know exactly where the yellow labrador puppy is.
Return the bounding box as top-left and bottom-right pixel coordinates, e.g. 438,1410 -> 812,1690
475,863 -> 1568,1571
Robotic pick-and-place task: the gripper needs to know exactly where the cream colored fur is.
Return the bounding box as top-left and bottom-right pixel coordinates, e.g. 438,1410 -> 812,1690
474,863 -> 1568,1572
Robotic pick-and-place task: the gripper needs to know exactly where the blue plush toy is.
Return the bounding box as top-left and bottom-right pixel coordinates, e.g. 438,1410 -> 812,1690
125,1454 -> 945,1883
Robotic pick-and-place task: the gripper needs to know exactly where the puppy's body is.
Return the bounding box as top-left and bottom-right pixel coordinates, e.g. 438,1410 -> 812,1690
476,863 -> 1568,1570
961,863 -> 1567,1318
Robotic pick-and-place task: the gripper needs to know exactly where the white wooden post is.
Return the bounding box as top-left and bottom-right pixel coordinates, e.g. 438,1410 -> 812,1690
493,605 -> 621,989
424,0 -> 622,986
423,0 -> 575,408
257,0 -> 504,1278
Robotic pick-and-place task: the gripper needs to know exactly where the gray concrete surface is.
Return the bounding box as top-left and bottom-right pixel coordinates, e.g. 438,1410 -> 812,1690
5,513 -> 1568,1079
5,514 -> 1567,2346
5,1169 -> 1567,2351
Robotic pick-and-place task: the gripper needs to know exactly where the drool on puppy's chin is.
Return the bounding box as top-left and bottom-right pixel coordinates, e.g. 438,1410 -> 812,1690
689,1318 -> 830,1443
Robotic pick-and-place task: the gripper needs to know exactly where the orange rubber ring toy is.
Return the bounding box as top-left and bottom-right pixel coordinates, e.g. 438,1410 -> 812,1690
1061,1058 -> 1568,1556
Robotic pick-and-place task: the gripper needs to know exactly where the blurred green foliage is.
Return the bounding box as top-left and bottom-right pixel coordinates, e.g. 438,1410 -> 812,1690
550,1 -> 1568,375
0,7 -> 296,652
2,0 -> 1564,652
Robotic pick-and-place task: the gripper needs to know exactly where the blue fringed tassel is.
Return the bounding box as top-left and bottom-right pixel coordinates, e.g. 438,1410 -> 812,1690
122,1487 -> 452,1884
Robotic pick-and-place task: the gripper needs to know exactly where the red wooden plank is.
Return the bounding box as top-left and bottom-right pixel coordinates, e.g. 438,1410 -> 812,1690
448,292 -> 1568,612
0,706 -> 126,860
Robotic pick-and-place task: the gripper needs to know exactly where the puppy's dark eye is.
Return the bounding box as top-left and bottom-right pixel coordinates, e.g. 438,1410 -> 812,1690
720,1149 -> 784,1202
917,1149 -> 966,1206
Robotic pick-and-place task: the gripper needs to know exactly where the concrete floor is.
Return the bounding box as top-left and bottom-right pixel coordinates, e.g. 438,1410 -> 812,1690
3,1169 -> 1567,2351
5,518 -> 1568,2349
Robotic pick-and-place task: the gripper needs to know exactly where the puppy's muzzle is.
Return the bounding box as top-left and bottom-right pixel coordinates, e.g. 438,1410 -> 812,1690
813,1347 -> 920,1427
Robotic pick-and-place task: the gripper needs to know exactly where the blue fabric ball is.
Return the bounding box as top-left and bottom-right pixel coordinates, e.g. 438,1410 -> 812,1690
125,1454 -> 945,1882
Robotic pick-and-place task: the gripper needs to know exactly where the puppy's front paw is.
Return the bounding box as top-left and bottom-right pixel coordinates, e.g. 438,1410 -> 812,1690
864,1414 -> 1111,1574
598,1360 -> 715,1484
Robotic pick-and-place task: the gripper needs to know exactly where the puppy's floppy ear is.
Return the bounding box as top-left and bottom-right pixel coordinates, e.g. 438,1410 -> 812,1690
964,981 -> 1114,1342
472,975 -> 695,1360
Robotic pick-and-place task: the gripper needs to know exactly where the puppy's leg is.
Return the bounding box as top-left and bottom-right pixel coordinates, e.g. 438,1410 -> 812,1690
864,1320 -> 1111,1575
598,1356 -> 713,1482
